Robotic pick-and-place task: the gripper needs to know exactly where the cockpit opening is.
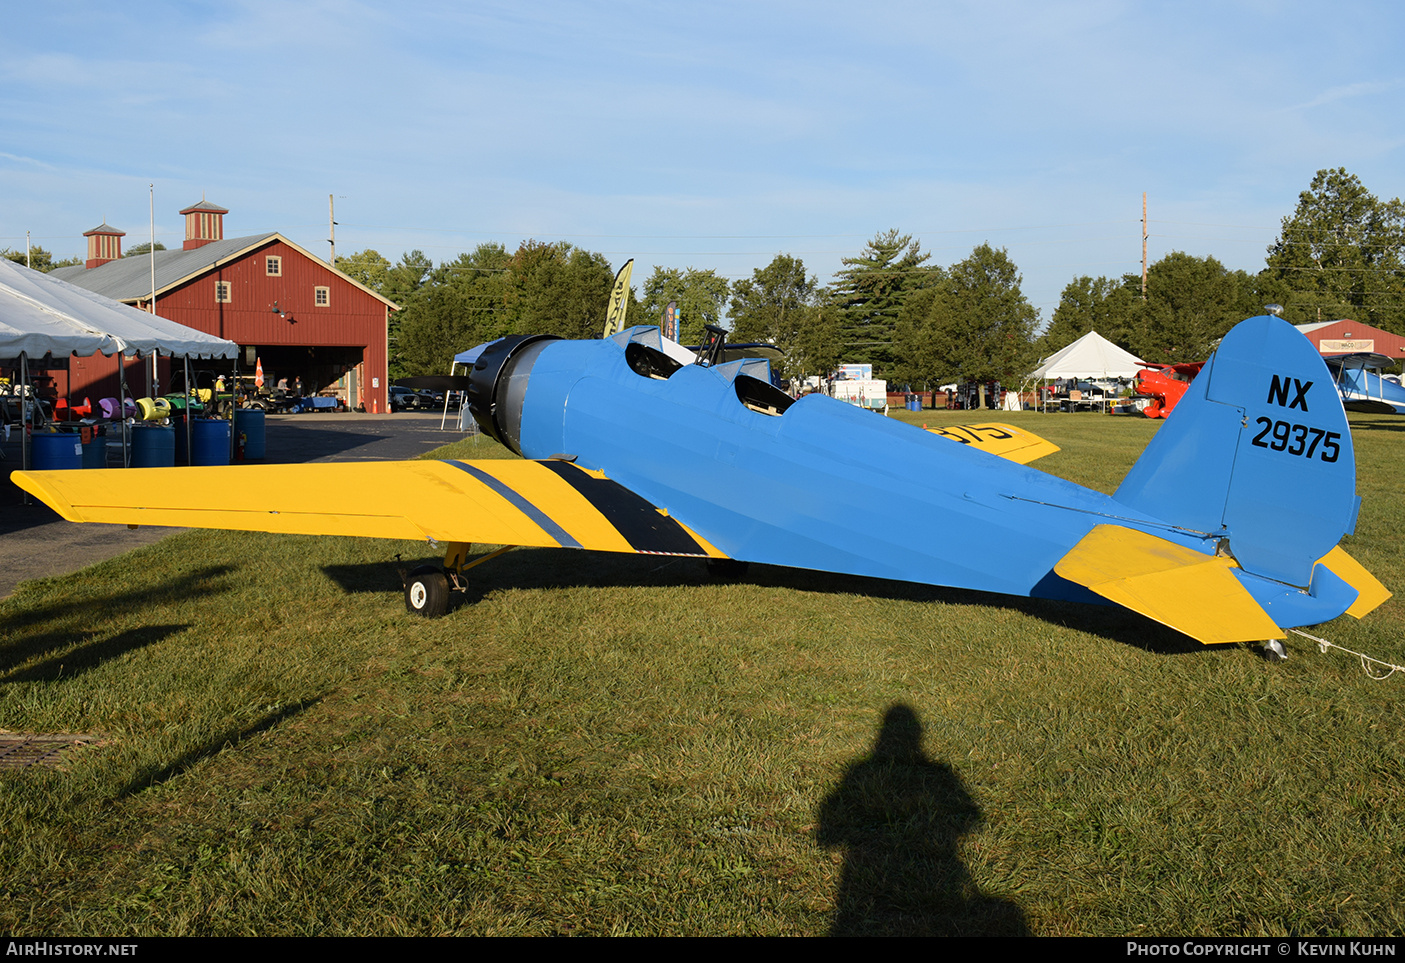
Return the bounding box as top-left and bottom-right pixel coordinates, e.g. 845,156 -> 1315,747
626,341 -> 685,380
735,374 -> 794,416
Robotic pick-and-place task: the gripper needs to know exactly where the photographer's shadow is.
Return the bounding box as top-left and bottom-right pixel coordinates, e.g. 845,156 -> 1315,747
816,704 -> 1029,936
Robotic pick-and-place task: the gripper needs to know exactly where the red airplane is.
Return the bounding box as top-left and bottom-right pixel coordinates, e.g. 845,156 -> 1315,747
1135,361 -> 1204,418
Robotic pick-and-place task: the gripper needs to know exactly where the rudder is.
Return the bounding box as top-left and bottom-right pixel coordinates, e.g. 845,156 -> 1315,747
1114,316 -> 1358,588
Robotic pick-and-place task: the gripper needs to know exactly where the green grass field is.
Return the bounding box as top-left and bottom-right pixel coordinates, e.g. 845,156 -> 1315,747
2,410 -> 1402,936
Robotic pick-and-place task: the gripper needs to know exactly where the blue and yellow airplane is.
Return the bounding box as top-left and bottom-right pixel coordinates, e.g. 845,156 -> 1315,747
12,315 -> 1389,647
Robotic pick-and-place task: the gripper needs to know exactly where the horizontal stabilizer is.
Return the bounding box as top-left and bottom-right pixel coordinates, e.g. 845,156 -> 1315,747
923,423 -> 1060,464
1318,545 -> 1392,619
1054,524 -> 1284,644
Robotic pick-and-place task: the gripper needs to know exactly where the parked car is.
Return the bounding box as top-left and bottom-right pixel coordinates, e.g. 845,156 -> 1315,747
389,386 -> 421,411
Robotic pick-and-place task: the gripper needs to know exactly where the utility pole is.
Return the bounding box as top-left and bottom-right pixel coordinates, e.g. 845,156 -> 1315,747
1141,192 -> 1148,300
328,194 -> 336,266
149,184 -> 157,314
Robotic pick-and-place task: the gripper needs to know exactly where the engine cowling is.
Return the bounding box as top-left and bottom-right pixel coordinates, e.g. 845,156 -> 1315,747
466,334 -> 561,454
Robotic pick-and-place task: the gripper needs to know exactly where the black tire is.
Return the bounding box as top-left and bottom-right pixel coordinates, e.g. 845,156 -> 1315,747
405,566 -> 450,617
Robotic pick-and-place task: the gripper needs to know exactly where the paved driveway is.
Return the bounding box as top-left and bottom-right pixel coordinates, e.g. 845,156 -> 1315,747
0,413 -> 469,598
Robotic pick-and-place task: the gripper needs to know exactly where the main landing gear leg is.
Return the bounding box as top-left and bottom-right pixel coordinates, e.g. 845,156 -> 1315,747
402,542 -> 516,617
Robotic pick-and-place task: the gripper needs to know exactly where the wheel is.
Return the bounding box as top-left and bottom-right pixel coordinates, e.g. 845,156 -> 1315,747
405,566 -> 450,617
705,558 -> 750,580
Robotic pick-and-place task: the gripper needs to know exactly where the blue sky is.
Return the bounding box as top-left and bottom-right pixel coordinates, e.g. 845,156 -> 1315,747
4,1 -> 1403,323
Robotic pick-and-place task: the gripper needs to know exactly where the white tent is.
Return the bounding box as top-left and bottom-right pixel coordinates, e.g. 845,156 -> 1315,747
1028,330 -> 1144,380
0,257 -> 239,474
0,257 -> 237,361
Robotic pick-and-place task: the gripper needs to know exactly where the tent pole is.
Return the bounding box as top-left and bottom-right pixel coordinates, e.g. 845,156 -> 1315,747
184,354 -> 193,466
19,352 -> 29,503
231,352 -> 240,463
119,354 -> 130,467
439,359 -> 454,430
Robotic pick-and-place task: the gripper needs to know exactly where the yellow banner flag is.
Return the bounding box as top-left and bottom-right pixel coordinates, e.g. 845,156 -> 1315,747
602,259 -> 634,337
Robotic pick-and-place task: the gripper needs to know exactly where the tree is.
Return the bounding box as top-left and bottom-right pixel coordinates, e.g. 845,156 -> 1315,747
727,254 -> 842,378
896,244 -> 1037,385
1131,252 -> 1260,361
383,250 -> 432,305
394,241 -> 619,376
639,266 -> 730,344
831,230 -> 935,375
2,246 -> 80,272
334,249 -> 392,292
729,254 -> 817,343
1042,276 -> 1136,353
337,249 -> 435,377
337,249 -> 431,305
1265,168 -> 1405,330
1041,255 -> 1269,366
123,241 -> 167,258
784,299 -> 845,382
394,243 -> 513,375
506,240 -> 617,341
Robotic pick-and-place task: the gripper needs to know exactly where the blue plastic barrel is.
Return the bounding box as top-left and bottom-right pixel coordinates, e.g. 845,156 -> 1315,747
237,409 -> 266,459
191,419 -> 231,466
131,425 -> 175,467
32,432 -> 82,470
80,434 -> 108,469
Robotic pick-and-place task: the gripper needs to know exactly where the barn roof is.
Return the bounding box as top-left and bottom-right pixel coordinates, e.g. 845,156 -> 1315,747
51,233 -> 397,310
1293,319 -> 1405,358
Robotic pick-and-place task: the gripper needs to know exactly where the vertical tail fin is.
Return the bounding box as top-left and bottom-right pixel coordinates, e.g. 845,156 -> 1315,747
1113,315 -> 1359,589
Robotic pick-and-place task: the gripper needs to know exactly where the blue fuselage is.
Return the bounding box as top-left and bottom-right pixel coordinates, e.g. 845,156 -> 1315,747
513,339 -> 1158,603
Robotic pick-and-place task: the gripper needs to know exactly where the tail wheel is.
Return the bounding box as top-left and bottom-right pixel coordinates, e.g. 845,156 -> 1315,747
405,565 -> 450,617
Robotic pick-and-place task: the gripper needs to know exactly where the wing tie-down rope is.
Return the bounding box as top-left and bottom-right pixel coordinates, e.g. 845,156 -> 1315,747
1290,629 -> 1405,681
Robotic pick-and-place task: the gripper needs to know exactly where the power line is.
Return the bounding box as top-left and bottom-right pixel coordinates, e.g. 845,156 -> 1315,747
337,219 -> 1138,240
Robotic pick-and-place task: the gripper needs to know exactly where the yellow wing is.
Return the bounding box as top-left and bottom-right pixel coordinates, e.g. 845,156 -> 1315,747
923,423 -> 1060,464
11,459 -> 727,559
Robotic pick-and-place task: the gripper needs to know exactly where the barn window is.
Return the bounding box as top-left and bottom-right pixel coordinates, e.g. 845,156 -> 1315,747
215,281 -> 232,303
266,256 -> 282,276
315,286 -> 330,307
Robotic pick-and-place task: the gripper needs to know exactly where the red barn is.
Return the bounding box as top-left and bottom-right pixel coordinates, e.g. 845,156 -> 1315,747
51,199 -> 398,412
1294,320 -> 1405,360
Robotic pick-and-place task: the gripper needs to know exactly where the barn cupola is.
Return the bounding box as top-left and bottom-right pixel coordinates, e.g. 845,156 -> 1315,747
83,221 -> 125,269
179,197 -> 228,250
